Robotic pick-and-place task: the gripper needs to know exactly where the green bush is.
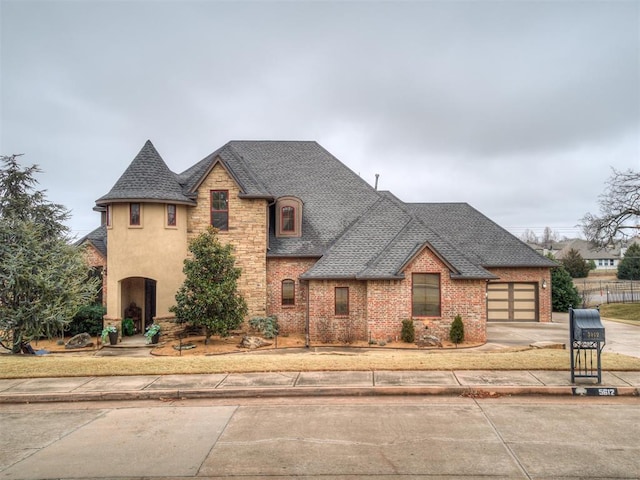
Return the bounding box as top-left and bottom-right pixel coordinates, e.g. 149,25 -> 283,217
400,319 -> 415,343
249,315 -> 279,339
122,318 -> 135,336
450,315 -> 464,345
67,304 -> 106,337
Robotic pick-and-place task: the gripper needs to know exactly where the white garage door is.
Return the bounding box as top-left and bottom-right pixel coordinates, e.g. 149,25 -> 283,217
487,283 -> 538,322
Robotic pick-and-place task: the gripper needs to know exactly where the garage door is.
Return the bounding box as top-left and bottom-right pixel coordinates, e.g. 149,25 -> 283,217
487,283 -> 538,322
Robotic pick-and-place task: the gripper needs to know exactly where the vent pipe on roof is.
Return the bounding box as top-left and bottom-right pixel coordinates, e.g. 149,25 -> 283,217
374,173 -> 379,190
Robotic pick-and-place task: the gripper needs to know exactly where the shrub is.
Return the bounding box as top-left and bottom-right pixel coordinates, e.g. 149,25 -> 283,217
122,318 -> 135,337
400,319 -> 415,343
249,315 -> 279,339
67,304 -> 106,337
450,315 -> 464,345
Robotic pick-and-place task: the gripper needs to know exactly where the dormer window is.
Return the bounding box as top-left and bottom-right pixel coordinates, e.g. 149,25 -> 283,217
276,196 -> 302,238
211,190 -> 229,231
282,206 -> 295,233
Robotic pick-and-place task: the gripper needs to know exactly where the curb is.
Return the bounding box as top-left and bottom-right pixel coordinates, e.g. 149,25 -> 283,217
1,385 -> 637,404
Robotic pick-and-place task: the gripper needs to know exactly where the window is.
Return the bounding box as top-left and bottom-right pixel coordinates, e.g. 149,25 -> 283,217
167,204 -> 177,227
335,287 -> 349,316
211,190 -> 229,231
282,206 -> 295,233
105,205 -> 111,227
412,273 -> 440,317
129,203 -> 141,226
282,279 -> 295,306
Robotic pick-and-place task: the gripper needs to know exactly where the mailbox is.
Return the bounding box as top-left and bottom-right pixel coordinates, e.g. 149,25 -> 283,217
569,307 -> 606,384
572,309 -> 605,342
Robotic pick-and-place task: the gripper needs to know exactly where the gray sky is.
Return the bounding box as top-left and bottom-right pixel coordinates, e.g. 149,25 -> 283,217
1,0 -> 638,241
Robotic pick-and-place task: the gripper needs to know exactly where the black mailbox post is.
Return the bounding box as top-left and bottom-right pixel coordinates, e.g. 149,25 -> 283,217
570,307 -> 605,383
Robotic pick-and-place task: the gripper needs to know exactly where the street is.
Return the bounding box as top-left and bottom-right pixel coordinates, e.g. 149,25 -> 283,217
1,395 -> 639,479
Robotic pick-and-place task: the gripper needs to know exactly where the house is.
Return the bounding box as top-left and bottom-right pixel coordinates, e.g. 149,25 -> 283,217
85,140 -> 556,343
553,238 -> 640,272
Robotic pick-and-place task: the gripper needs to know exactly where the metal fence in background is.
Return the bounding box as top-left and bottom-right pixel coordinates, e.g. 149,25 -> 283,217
576,280 -> 640,307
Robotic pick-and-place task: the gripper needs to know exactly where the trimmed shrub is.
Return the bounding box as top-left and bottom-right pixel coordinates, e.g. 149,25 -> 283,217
401,319 -> 415,343
67,304 -> 106,337
450,315 -> 464,345
249,315 -> 279,339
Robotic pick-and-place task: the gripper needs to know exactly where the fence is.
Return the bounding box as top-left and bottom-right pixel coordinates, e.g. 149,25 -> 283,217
576,280 -> 640,307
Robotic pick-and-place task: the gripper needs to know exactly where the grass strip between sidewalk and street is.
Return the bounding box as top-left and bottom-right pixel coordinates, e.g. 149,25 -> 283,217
1,348 -> 639,379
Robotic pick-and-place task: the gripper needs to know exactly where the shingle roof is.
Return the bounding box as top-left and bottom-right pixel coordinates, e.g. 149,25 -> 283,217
96,139 -> 555,278
75,225 -> 107,257
96,140 -> 195,205
408,203 -> 558,268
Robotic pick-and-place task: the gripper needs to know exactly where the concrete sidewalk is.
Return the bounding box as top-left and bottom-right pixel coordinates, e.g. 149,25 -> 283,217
1,369 -> 638,403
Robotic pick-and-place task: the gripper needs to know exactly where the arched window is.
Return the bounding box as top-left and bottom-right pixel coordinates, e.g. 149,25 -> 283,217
282,279 -> 295,306
281,206 -> 295,232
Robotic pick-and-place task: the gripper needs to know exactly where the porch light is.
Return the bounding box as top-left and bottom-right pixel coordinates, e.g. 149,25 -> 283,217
542,280 -> 547,289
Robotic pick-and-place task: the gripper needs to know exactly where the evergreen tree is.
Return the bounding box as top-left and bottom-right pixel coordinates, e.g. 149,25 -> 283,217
560,248 -> 591,278
171,226 -> 248,343
617,243 -> 640,280
551,265 -> 581,312
449,315 -> 464,346
0,155 -> 98,353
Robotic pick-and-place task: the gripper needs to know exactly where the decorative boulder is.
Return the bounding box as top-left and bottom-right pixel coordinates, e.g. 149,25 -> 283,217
65,333 -> 94,349
239,336 -> 272,349
416,335 -> 442,348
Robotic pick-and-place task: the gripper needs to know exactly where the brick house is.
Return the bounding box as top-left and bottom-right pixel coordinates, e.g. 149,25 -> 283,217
86,140 -> 556,343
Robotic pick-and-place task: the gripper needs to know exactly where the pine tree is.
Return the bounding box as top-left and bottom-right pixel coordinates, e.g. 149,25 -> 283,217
551,265 -> 582,312
617,243 -> 640,280
171,226 -> 248,343
449,315 -> 464,346
560,248 -> 591,278
0,155 -> 98,353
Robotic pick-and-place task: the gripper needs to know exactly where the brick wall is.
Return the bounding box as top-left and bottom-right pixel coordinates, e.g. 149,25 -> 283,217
266,257 -> 317,335
187,163 -> 268,321
82,243 -> 107,307
307,279 -> 368,344
367,247 -> 487,343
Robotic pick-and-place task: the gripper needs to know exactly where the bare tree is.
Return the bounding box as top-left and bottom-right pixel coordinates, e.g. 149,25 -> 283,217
520,229 -> 539,243
582,168 -> 640,246
541,226 -> 558,245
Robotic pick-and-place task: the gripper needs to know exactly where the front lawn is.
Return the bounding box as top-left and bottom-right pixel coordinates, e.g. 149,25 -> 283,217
599,303 -> 640,323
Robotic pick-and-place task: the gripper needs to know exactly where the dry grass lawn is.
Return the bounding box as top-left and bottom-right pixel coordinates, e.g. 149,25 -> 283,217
2,346 -> 639,379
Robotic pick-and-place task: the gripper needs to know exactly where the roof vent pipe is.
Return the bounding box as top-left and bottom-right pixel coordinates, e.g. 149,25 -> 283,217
374,173 -> 379,190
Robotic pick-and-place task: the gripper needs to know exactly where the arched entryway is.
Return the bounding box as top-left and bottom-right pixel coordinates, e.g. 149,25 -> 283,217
120,277 -> 157,333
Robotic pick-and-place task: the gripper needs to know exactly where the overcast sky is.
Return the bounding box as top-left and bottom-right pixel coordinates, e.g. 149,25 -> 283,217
1,0 -> 638,241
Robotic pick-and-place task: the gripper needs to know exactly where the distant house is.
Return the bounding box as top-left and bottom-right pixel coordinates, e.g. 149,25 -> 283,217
555,239 -> 622,271
84,140 -> 556,343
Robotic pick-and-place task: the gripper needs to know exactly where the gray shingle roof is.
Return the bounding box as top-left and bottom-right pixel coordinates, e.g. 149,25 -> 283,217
95,139 -> 555,278
408,203 -> 557,269
75,225 -> 107,257
96,140 -> 195,205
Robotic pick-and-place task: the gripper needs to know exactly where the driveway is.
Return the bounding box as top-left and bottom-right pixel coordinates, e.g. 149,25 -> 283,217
486,312 -> 640,358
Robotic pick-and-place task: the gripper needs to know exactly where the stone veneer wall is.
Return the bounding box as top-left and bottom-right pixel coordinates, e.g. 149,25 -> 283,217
186,163 -> 268,321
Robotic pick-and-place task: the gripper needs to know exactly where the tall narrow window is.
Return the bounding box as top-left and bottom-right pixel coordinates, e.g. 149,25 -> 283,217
412,273 -> 440,317
282,279 -> 295,306
167,204 -> 177,227
105,205 -> 112,227
335,287 -> 349,316
129,203 -> 141,226
211,190 -> 229,231
281,206 -> 295,233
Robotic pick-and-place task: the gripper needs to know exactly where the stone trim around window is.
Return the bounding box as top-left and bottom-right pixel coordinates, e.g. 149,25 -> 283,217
129,203 -> 142,228
275,196 -> 302,238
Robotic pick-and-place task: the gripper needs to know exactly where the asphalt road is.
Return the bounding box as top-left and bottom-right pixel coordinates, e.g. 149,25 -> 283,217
1,396 -> 638,479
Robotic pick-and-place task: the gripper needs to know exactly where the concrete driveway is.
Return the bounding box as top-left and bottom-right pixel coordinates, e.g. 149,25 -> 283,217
486,312 -> 639,358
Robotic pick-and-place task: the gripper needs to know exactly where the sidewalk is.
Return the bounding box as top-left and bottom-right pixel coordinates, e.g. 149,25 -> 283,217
1,369 -> 638,403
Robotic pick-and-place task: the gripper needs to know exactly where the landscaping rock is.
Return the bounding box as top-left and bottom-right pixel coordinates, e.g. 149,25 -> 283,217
530,341 -> 565,350
239,336 -> 272,349
65,333 -> 94,349
416,335 -> 442,348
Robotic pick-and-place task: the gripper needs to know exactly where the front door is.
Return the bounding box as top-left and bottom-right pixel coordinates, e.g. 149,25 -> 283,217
144,279 -> 157,328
